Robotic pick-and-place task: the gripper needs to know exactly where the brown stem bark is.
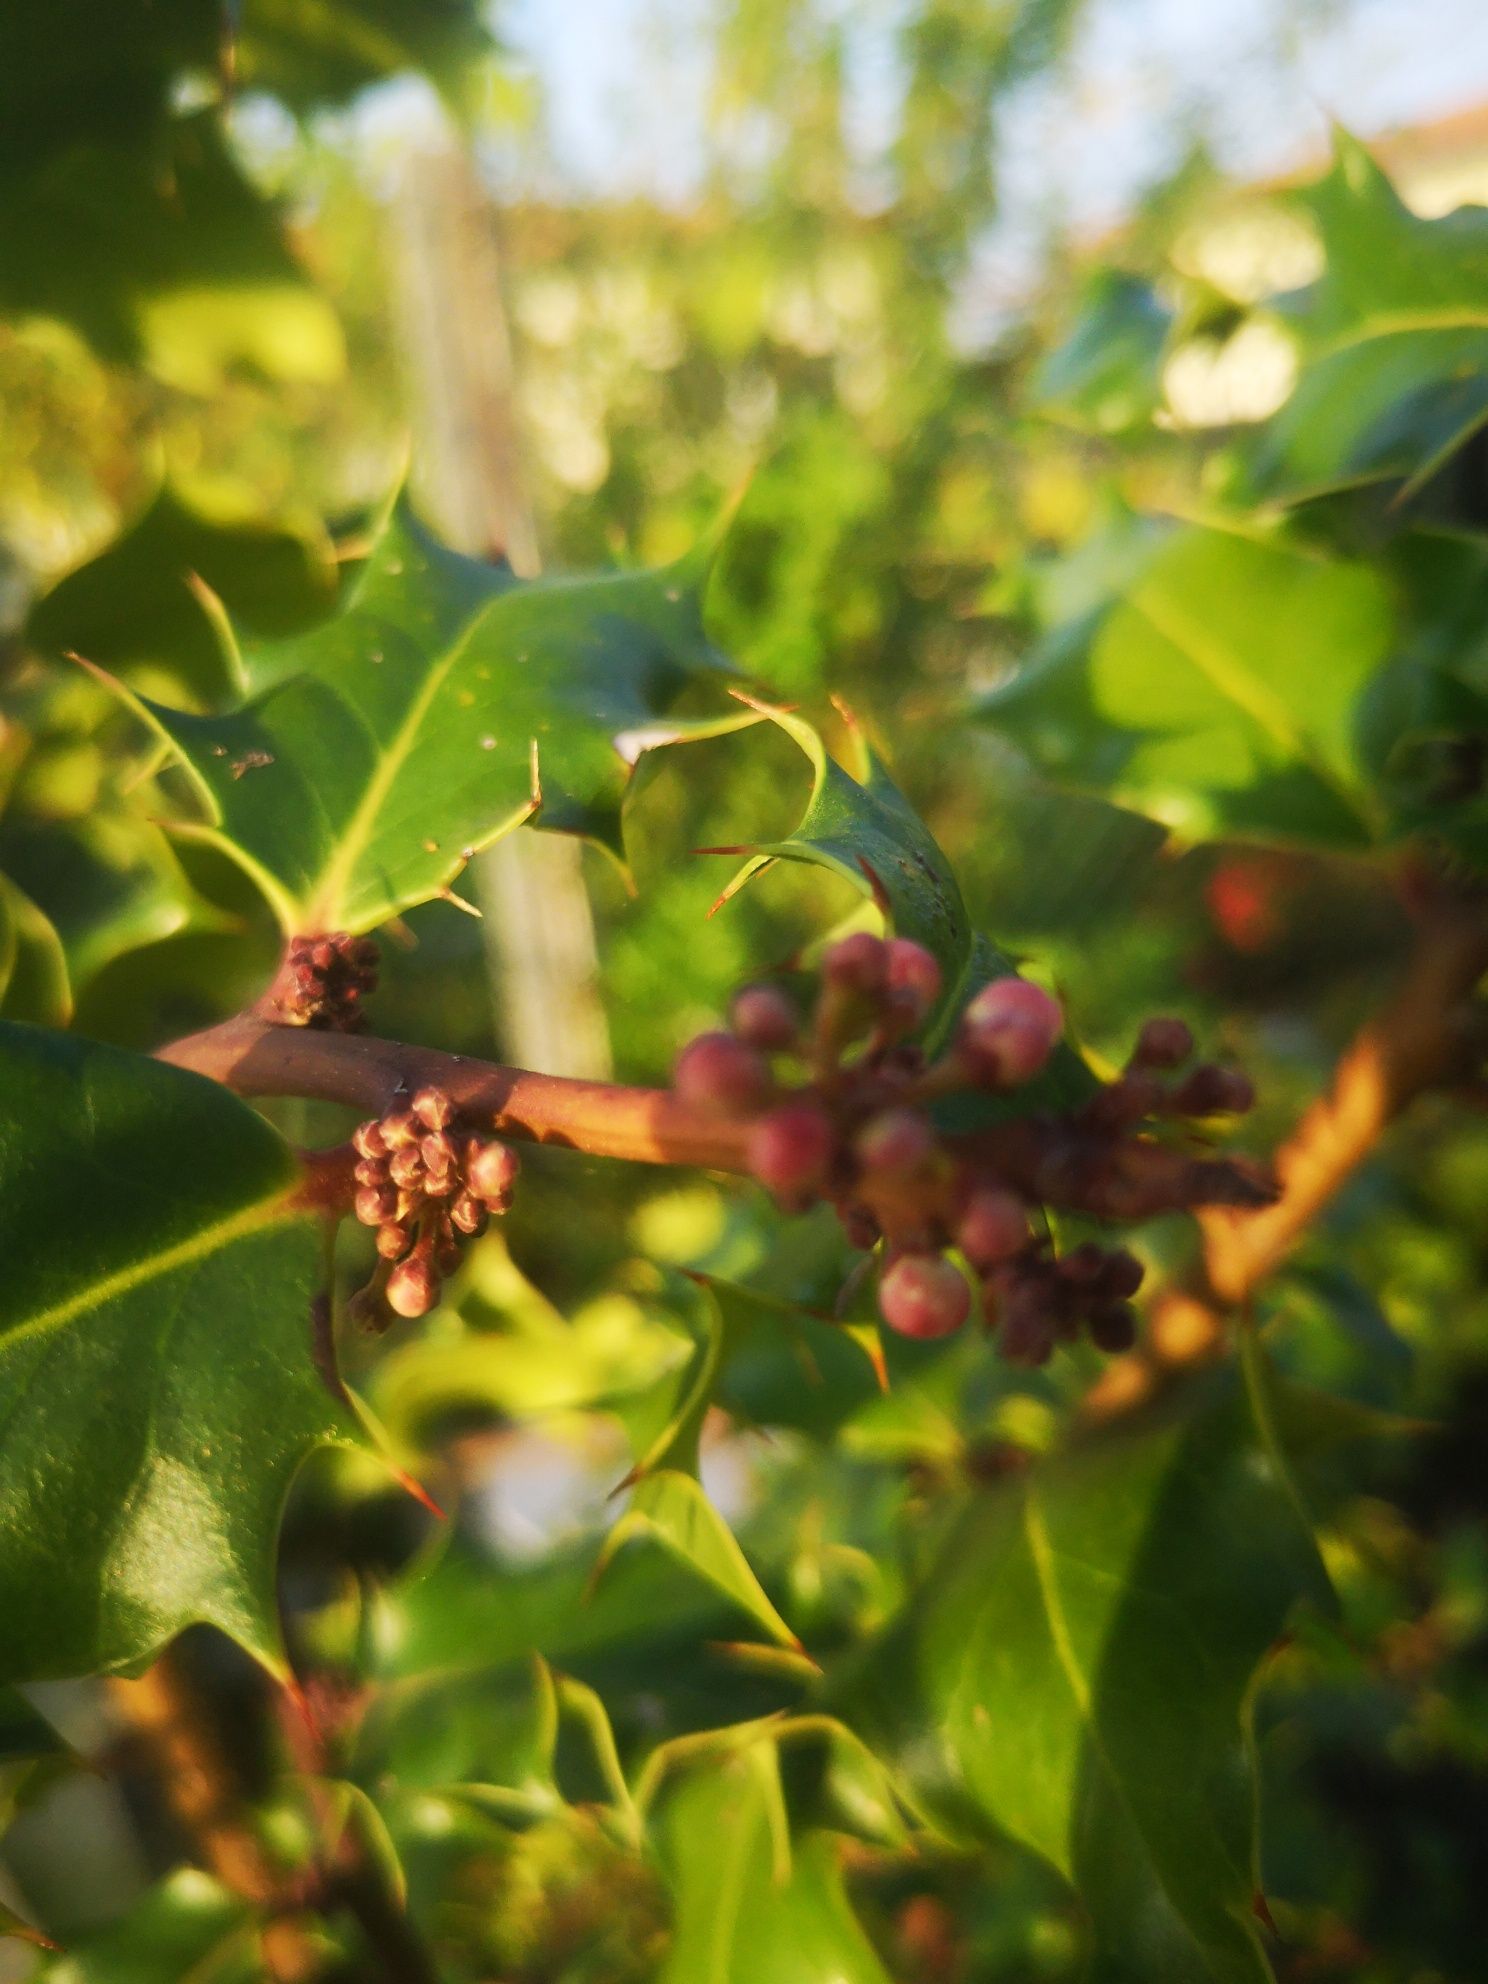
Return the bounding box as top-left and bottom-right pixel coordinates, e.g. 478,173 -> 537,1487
158,1015 -> 749,1173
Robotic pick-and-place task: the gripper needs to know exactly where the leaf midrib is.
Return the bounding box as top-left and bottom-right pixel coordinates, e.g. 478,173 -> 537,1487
1127,579 -> 1379,839
1020,1484 -> 1259,1977
0,1192 -> 297,1356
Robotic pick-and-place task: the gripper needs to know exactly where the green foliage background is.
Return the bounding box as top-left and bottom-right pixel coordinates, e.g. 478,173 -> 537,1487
1,4 -> 1487,1981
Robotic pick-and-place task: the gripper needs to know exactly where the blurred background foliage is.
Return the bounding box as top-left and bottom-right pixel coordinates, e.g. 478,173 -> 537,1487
4,1 -> 1488,1979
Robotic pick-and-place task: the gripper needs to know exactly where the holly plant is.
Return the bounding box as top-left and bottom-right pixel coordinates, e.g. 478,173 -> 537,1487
2,10 -> 1488,1984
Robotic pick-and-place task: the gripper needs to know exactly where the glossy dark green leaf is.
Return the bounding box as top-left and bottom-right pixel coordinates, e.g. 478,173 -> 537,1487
655,1745 -> 891,1984
1246,133 -> 1488,502
979,524 -> 1392,849
107,498 -> 737,932
0,1023 -> 360,1684
839,1371 -> 1329,1982
27,484 -> 339,709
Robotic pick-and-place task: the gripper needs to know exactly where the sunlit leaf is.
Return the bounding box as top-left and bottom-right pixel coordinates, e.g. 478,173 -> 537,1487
600,1469 -> 801,1651
1245,132 -> 1488,501
104,497 -> 738,932
0,1023 -> 360,1684
656,1744 -> 891,1984
979,523 -> 1392,848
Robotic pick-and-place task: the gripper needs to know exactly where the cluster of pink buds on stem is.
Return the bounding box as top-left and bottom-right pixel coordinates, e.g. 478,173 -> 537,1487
345,1086 -> 519,1329
274,932 -> 379,1032
673,935 -> 1273,1366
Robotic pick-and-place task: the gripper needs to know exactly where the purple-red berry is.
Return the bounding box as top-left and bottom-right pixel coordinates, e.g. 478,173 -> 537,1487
955,1187 -> 1028,1269
747,1100 -> 836,1204
959,976 -> 1064,1088
878,1253 -> 972,1340
1089,1302 -> 1138,1353
730,983 -> 800,1051
673,1030 -> 773,1118
854,1108 -> 935,1176
1132,1017 -> 1194,1070
884,938 -> 942,1022
823,931 -> 888,997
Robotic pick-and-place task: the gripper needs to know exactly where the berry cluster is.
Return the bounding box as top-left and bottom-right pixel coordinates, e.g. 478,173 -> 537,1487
674,935 -> 1271,1364
345,1086 -> 519,1327
274,932 -> 379,1031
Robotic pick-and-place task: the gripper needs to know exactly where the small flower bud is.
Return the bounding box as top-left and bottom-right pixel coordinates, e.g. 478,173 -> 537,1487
823,931 -> 888,997
747,1100 -> 836,1205
450,1191 -> 488,1237
878,1254 -> 971,1339
376,1221 -> 413,1261
467,1139 -> 520,1206
352,1120 -> 386,1160
381,1110 -> 419,1151
1132,1017 -> 1194,1070
354,1185 -> 396,1227
1098,1248 -> 1145,1300
955,1187 -> 1028,1269
413,1086 -> 455,1131
673,1030 -> 772,1117
388,1146 -> 425,1190
854,1108 -> 935,1176
959,977 -> 1064,1088
729,983 -> 800,1051
353,1157 -> 387,1188
1173,1065 -> 1254,1116
884,938 -> 942,1023
386,1254 -> 440,1319
420,1131 -> 458,1172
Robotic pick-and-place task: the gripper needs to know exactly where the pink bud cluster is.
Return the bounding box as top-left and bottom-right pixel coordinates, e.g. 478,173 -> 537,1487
346,1086 -> 519,1328
275,932 -> 379,1032
672,935 -> 1270,1364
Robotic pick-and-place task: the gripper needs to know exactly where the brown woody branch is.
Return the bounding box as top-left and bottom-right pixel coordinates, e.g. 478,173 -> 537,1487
1084,885 -> 1488,1419
158,1014 -> 750,1175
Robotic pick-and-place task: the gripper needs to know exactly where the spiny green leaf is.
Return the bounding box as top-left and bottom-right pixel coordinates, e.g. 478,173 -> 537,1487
656,1744 -> 891,1984
1245,132 -> 1488,502
599,1469 -> 801,1652
838,1371 -> 1329,1982
106,497 -> 739,932
979,523 -> 1392,849
0,1023 -> 361,1685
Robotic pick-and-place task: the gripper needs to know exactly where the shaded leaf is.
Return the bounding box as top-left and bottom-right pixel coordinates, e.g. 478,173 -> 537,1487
28,483 -> 340,709
839,1372 -> 1329,1982
0,874 -> 70,1027
0,1023 -> 359,1684
1033,270 -> 1172,434
38,1868 -> 255,1984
